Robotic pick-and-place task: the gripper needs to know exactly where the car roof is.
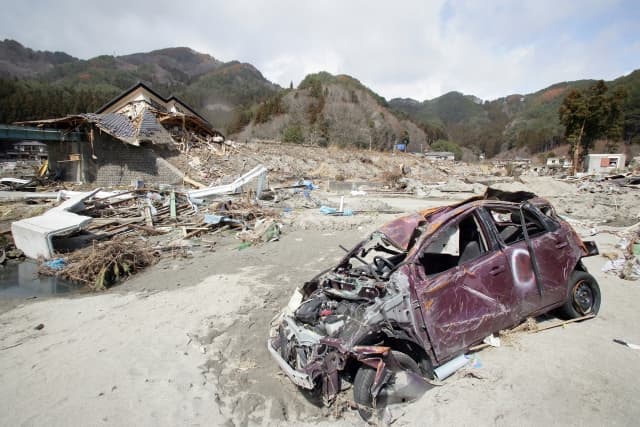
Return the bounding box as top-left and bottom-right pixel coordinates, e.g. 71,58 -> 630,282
377,196 -> 551,251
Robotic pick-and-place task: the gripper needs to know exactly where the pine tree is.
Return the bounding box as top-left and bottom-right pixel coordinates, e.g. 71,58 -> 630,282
559,80 -> 625,173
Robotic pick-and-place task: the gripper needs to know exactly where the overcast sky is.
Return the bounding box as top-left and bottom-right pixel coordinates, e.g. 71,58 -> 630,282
1,0 -> 638,101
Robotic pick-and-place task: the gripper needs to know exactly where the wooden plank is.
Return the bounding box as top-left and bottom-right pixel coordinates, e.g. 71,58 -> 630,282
144,206 -> 153,227
533,314 -> 595,332
129,223 -> 166,235
170,191 -> 176,219
184,175 -> 207,189
183,222 -> 211,239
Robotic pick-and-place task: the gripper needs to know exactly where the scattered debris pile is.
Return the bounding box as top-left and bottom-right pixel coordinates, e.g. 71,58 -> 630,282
553,175 -> 640,227
7,164 -> 286,290
174,142 -> 452,189
39,238 -> 159,290
0,177 -> 40,191
5,138 -> 640,293
602,226 -> 640,280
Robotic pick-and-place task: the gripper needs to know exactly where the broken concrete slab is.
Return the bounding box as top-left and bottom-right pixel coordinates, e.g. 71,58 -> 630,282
58,189 -> 133,207
187,165 -> 267,200
0,177 -> 31,186
0,190 -> 60,202
11,189 -> 101,259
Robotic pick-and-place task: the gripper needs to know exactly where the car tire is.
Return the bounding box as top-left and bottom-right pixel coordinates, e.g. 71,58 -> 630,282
353,351 -> 420,421
559,270 -> 601,319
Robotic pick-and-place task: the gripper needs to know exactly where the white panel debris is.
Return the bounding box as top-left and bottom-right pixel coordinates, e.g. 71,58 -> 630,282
11,189 -> 101,259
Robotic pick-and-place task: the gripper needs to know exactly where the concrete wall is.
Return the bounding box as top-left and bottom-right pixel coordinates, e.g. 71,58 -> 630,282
47,133 -> 184,187
91,134 -> 183,187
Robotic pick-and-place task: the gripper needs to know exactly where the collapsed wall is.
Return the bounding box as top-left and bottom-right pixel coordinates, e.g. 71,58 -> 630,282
47,134 -> 184,187
91,137 -> 183,186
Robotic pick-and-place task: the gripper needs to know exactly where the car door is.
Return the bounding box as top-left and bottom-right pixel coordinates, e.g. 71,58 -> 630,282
521,205 -> 574,307
413,210 -> 518,362
483,204 -> 571,318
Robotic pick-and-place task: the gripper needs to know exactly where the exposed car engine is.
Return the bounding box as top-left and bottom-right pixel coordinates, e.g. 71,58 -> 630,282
271,231 -> 423,403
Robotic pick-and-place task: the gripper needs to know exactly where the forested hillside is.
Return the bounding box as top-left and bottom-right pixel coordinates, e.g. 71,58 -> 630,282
390,71 -> 640,157
0,39 -> 278,130
232,72 -> 437,151
1,38 -> 638,157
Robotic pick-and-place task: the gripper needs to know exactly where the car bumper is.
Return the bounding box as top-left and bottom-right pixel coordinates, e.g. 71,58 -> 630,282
267,339 -> 315,389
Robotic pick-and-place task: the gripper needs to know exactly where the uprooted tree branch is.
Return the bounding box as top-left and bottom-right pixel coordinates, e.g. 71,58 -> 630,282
39,238 -> 160,290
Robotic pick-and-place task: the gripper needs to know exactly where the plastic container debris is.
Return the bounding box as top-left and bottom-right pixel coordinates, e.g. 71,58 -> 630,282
43,258 -> 66,270
319,206 -> 354,216
319,206 -> 337,215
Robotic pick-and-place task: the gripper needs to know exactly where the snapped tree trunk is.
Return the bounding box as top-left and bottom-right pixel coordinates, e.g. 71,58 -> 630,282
571,119 -> 586,175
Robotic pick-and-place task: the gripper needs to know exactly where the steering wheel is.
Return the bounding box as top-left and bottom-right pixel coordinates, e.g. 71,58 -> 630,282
373,256 -> 395,273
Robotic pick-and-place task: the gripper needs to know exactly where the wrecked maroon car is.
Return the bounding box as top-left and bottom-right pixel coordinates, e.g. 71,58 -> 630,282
268,194 -> 600,417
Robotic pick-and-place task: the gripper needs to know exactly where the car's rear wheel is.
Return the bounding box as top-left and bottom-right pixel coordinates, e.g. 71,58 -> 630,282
353,351 -> 420,421
560,271 -> 601,318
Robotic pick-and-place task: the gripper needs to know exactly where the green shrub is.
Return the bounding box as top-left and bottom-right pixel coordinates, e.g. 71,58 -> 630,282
430,139 -> 463,160
283,125 -> 304,144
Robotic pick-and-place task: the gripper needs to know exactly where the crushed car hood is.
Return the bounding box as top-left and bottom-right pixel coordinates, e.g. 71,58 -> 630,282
377,207 -> 447,251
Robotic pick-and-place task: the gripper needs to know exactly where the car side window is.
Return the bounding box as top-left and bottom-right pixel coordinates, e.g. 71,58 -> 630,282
535,204 -> 561,231
420,213 -> 488,275
486,206 -> 547,245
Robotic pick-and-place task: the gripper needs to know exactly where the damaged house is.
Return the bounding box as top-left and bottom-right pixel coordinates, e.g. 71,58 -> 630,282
19,82 -> 224,186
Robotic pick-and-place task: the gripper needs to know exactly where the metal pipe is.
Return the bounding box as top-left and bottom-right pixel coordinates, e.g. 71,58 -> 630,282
339,244 -> 368,266
434,354 -> 470,380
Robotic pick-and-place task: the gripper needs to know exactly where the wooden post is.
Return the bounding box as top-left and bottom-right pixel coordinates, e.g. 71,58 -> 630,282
144,206 -> 153,227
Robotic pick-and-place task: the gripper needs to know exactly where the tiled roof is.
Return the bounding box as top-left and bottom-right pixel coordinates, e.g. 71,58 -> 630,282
17,105 -> 223,146
77,109 -> 176,146
137,109 -> 174,144
139,109 -> 164,137
83,113 -> 136,140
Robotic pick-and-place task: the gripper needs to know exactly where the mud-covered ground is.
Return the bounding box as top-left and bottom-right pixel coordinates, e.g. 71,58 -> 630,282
1,185 -> 640,426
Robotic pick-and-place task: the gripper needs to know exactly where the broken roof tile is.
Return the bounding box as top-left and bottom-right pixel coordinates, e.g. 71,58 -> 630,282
83,113 -> 136,139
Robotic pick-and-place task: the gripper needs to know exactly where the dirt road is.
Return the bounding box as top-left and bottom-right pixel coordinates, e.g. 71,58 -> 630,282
1,192 -> 639,426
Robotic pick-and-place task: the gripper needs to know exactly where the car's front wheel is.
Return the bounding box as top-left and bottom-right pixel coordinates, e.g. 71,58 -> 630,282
560,270 -> 601,318
353,351 -> 421,421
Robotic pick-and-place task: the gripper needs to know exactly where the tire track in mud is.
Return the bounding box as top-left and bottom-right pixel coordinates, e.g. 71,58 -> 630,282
194,267 -> 347,427
176,229 -> 367,426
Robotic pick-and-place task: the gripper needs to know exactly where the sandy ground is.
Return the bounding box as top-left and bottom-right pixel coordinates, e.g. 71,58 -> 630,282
1,190 -> 640,426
